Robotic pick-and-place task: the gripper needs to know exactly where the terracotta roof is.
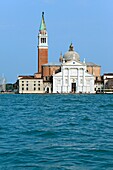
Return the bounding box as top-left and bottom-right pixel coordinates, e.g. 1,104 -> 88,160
18,75 -> 42,80
18,75 -> 34,79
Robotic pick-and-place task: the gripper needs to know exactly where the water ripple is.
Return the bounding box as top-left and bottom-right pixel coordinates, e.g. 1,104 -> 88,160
0,94 -> 113,169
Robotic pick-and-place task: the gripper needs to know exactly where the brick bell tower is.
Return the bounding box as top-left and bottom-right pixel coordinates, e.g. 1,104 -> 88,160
38,12 -> 48,74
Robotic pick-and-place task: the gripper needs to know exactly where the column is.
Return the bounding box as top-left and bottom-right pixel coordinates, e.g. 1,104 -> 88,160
62,67 -> 65,93
77,68 -> 80,93
53,77 -> 55,93
83,68 -> 85,92
68,68 -> 70,93
90,78 -> 94,93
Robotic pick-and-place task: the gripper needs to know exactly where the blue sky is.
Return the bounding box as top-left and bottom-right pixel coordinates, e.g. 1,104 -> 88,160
0,0 -> 113,83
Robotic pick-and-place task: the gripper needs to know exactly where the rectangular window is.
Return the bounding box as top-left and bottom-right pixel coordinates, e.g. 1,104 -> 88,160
26,87 -> 28,91
38,87 -> 40,91
57,79 -> 61,84
34,84 -> 36,86
26,84 -> 28,86
38,81 -> 40,83
22,84 -> 24,86
80,79 -> 83,84
38,84 -> 40,86
22,87 -> 24,90
22,81 -> 24,83
41,38 -> 45,43
34,87 -> 36,91
65,79 -> 68,84
86,80 -> 90,85
41,38 -> 46,43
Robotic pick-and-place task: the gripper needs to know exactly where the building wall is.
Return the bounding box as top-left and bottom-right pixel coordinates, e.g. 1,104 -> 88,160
19,79 -> 44,94
38,48 -> 48,73
105,79 -> 113,89
43,82 -> 52,93
87,66 -> 101,77
42,66 -> 60,77
104,74 -> 113,80
103,74 -> 113,90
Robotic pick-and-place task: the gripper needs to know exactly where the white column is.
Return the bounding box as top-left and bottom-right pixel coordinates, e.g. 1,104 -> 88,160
83,68 -> 85,92
90,78 -> 95,93
77,68 -> 80,93
38,34 -> 41,46
49,84 -> 51,93
62,67 -> 65,93
68,68 -> 70,93
53,77 -> 56,93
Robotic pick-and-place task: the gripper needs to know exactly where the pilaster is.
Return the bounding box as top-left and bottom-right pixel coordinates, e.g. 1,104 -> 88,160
77,68 -> 80,93
68,68 -> 70,93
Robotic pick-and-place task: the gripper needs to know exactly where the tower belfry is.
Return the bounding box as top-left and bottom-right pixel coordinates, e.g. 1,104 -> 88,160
38,12 -> 48,73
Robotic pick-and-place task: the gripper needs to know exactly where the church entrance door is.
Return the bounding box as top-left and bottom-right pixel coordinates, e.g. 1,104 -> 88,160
71,83 -> 76,93
46,87 -> 49,93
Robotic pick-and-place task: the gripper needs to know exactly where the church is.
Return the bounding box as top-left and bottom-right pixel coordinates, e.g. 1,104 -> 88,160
18,12 -> 101,94
53,43 -> 94,93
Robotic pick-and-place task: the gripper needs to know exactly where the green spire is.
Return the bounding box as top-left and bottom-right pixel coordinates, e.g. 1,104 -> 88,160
39,12 -> 46,31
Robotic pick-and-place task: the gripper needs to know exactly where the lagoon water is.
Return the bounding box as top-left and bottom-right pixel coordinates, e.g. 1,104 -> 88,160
0,94 -> 113,169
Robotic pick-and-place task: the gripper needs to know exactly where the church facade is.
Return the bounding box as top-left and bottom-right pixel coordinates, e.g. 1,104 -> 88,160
53,44 -> 95,93
18,12 -> 101,94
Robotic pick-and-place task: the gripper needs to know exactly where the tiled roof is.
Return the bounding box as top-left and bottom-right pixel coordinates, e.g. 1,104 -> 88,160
86,62 -> 100,67
18,75 -> 41,79
104,73 -> 113,76
42,62 -> 61,66
43,62 -> 100,67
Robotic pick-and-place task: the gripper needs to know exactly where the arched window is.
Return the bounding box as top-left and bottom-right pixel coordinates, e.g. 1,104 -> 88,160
41,38 -> 46,43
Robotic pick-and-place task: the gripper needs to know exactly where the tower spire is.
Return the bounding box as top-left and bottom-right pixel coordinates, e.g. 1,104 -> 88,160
38,12 -> 48,73
39,12 -> 46,33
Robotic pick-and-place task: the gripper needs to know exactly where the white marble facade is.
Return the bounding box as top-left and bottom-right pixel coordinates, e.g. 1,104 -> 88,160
53,60 -> 95,93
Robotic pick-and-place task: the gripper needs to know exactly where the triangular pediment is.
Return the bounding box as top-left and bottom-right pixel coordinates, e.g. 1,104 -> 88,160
62,60 -> 85,66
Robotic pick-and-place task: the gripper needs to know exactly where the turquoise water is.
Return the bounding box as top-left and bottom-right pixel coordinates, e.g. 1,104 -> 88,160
0,94 -> 113,169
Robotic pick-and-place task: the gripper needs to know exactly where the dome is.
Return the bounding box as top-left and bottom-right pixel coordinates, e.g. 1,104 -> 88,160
63,43 -> 80,62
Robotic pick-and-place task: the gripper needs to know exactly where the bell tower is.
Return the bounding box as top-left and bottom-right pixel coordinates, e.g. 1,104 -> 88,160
38,12 -> 48,73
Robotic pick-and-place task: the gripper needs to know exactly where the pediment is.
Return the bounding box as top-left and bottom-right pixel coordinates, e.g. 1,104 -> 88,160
62,60 -> 85,66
